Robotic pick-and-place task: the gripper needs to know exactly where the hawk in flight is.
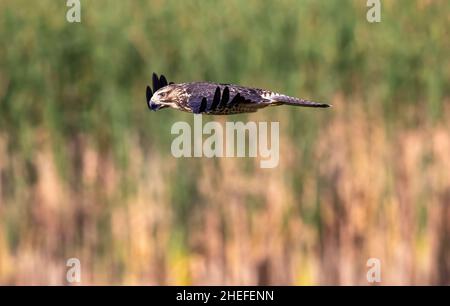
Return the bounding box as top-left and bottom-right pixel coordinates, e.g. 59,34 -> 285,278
146,73 -> 330,115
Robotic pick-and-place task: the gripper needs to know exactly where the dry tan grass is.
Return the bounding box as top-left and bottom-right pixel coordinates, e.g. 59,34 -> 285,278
1,100 -> 449,285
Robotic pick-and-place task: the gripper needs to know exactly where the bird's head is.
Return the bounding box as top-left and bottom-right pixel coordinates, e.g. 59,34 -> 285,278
148,84 -> 183,111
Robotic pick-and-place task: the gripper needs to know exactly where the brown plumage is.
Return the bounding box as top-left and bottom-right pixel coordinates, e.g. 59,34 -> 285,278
146,73 -> 330,115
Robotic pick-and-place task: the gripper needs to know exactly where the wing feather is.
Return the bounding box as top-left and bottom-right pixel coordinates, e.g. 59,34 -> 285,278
219,86 -> 230,109
182,83 -> 267,114
211,87 -> 221,110
152,73 -> 160,92
159,75 -> 168,88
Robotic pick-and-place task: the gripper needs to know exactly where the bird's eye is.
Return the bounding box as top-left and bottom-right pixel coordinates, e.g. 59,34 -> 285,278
160,92 -> 167,97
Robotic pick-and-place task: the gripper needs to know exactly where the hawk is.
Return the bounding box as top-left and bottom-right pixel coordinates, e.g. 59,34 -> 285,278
146,73 -> 330,115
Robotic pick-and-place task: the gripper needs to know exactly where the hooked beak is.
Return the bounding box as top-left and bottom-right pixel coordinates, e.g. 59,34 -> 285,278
149,96 -> 169,111
147,85 -> 161,111
149,99 -> 161,111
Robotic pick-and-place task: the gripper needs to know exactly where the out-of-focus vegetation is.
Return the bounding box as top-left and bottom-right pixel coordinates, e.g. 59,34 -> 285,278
0,0 -> 449,284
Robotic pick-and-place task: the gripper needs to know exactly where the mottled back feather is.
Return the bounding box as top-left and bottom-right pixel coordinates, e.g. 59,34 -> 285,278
179,82 -> 270,115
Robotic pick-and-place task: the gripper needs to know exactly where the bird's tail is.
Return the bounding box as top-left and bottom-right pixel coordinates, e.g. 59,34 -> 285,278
270,94 -> 331,108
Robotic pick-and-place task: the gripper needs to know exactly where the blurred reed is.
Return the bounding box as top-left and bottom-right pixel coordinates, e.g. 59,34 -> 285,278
0,0 -> 449,284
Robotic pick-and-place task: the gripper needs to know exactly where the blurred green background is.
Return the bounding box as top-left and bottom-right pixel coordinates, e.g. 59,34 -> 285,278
0,0 -> 449,285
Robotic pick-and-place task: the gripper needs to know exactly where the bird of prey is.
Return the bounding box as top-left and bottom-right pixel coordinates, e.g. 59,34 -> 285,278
146,73 -> 330,115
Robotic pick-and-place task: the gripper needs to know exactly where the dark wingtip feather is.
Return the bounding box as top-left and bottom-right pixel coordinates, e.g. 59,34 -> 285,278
160,75 -> 168,87
146,86 -> 153,102
152,73 -> 159,92
220,86 -> 230,108
211,87 -> 221,110
228,93 -> 241,108
199,97 -> 208,113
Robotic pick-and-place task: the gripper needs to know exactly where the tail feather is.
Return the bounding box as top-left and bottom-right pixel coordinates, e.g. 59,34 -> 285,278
270,94 -> 331,108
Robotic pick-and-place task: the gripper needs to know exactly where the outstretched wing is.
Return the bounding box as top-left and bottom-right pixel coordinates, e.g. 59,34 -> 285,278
183,83 -> 270,115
